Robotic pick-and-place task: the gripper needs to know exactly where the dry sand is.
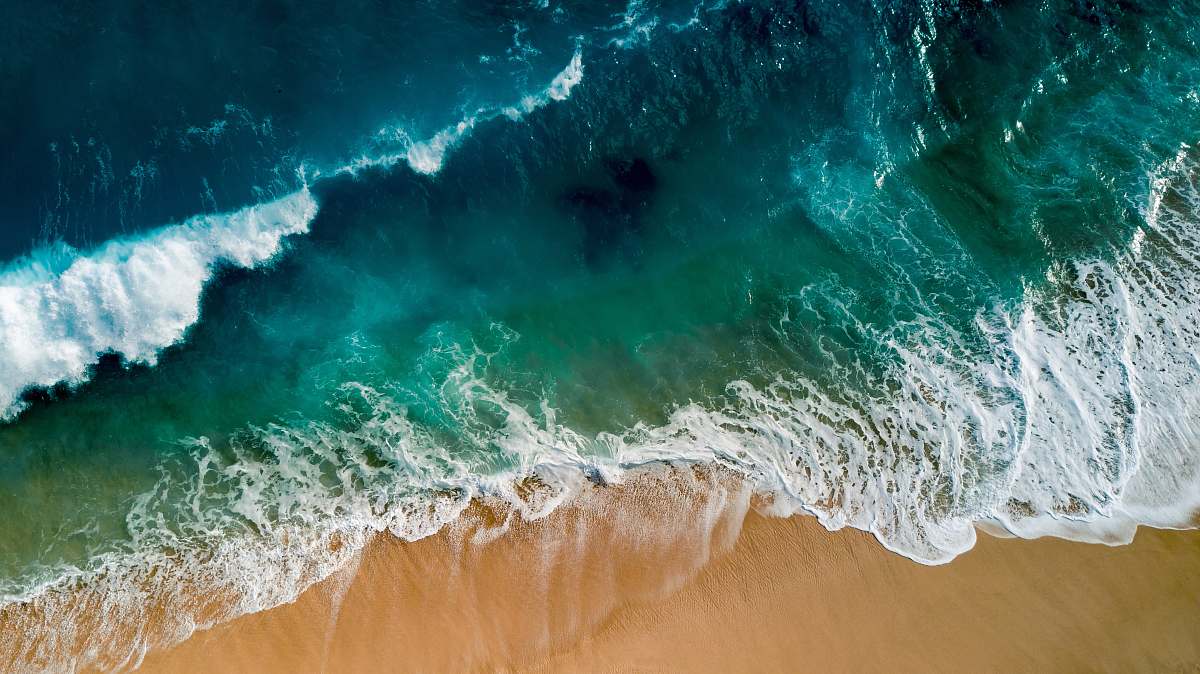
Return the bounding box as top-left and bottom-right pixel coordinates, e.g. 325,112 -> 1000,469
135,466 -> 1200,673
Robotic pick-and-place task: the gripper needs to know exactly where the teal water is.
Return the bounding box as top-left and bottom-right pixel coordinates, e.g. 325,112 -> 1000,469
2,0 -> 1200,668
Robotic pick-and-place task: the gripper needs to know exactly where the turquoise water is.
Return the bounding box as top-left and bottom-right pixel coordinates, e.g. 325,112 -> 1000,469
2,0 -> 1200,667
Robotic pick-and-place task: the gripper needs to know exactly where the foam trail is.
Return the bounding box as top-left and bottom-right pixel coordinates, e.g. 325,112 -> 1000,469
506,50 -> 584,115
0,189 -> 317,420
337,49 -> 583,177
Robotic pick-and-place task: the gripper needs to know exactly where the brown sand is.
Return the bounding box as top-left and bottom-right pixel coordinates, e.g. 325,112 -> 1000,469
136,467 -> 1200,673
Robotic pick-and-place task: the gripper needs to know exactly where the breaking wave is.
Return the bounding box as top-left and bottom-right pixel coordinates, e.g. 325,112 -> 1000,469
0,190 -> 317,420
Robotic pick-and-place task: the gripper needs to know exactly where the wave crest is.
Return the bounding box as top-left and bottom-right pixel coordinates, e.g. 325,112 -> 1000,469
0,189 -> 317,420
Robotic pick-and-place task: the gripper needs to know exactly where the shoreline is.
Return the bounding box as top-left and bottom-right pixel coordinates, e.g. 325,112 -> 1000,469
134,466 -> 1200,673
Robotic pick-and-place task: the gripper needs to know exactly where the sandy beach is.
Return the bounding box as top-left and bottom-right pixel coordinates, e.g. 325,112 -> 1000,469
132,466 -> 1200,673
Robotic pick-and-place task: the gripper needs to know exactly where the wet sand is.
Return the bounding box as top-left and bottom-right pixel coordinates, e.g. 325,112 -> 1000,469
137,466 -> 1200,673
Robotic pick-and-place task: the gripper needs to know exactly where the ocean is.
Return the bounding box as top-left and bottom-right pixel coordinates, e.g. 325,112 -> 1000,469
1,0 -> 1199,669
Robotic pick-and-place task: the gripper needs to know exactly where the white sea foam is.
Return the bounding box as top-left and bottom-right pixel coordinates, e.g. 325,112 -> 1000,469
0,189 -> 318,420
505,50 -> 584,117
605,0 -> 662,49
339,49 -> 583,177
